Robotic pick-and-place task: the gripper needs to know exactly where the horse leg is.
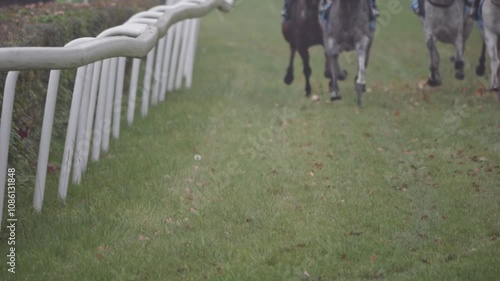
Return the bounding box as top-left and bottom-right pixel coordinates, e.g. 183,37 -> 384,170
325,53 -> 348,81
328,54 -> 341,101
453,33 -> 465,80
284,45 -> 296,85
426,35 -> 441,87
484,31 -> 500,92
324,54 -> 331,78
298,48 -> 312,96
476,41 -> 486,76
354,37 -> 370,107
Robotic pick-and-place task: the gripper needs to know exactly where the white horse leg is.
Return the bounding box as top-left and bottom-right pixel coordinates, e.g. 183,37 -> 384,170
325,37 -> 341,101
355,37 -> 369,107
426,34 -> 441,87
484,31 -> 500,91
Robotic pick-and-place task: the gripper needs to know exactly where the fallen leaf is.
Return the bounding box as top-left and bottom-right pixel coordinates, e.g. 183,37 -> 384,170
349,230 -> 363,236
370,253 -> 378,263
417,80 -> 427,90
309,171 -> 315,177
47,163 -> 58,175
184,188 -> 194,201
398,184 -> 408,191
138,234 -> 150,241
421,258 -> 431,264
473,86 -> 485,97
314,162 -> 324,169
445,254 -> 457,262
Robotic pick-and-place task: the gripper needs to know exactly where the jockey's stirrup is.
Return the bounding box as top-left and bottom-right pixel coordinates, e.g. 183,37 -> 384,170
370,7 -> 380,21
470,5 -> 480,20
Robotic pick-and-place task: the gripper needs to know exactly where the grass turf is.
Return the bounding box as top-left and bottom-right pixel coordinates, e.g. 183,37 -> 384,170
1,0 -> 500,280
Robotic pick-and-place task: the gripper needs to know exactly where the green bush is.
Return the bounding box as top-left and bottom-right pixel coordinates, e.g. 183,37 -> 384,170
0,1 -> 161,188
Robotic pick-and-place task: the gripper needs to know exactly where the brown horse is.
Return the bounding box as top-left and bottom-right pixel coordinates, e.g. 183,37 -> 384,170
282,0 -> 335,97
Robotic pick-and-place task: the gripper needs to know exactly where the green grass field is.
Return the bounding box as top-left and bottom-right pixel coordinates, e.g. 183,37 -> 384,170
2,0 -> 500,280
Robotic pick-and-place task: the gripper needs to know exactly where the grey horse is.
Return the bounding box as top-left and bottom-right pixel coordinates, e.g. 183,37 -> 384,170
321,0 -> 373,106
480,0 -> 500,92
420,0 -> 474,86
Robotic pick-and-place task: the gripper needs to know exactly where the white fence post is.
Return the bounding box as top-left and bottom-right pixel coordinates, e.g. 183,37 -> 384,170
0,71 -> 20,227
0,0 -> 234,230
33,70 -> 61,212
113,57 -> 127,139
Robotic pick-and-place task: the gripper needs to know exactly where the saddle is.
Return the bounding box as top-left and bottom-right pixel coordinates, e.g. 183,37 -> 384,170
419,0 -> 472,17
427,0 -> 456,7
491,0 -> 500,7
319,0 -> 377,29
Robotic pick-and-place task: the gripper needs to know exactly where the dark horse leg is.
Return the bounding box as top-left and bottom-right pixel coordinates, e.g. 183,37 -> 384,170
298,47 -> 312,96
426,35 -> 442,87
324,54 -> 348,81
453,33 -> 466,80
476,41 -> 486,76
284,45 -> 296,85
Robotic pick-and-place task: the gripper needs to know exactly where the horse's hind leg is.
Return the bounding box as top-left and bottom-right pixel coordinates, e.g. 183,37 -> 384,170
324,54 -> 332,78
324,53 -> 347,81
326,53 -> 341,101
284,45 -> 296,85
484,32 -> 500,92
476,41 -> 486,76
426,35 -> 441,87
453,33 -> 466,80
298,48 -> 312,96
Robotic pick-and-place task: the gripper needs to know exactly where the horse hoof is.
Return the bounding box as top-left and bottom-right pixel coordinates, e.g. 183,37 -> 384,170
490,86 -> 500,92
305,89 -> 312,97
330,94 -> 342,101
355,83 -> 366,93
476,66 -> 485,77
427,78 -> 441,87
338,70 -> 348,81
455,72 -> 465,81
284,74 -> 294,85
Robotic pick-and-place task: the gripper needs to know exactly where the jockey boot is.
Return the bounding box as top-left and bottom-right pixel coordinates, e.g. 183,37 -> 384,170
281,0 -> 292,23
371,0 -> 380,21
470,0 -> 480,20
319,0 -> 332,23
